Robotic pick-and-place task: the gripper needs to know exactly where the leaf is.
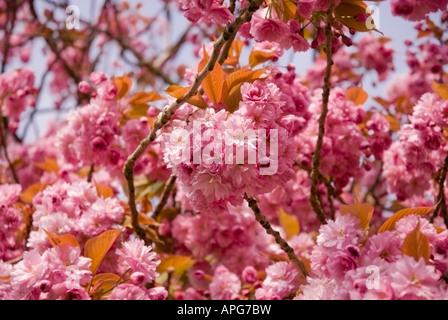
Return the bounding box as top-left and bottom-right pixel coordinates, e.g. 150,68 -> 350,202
346,87 -> 368,105
33,158 -> 59,173
90,273 -> 121,300
340,202 -> 374,230
225,84 -> 243,113
94,181 -> 114,199
128,91 -> 164,106
136,180 -> 165,202
249,50 -> 276,68
20,182 -> 45,203
386,115 -> 400,131
402,222 -> 430,264
44,229 -> 80,247
84,229 -> 122,275
112,75 -> 132,100
378,206 -> 434,233
165,85 -> 208,109
223,39 -> 244,66
335,2 -> 377,32
202,62 -> 225,104
224,68 -> 266,112
432,81 -> 448,100
157,255 -> 194,277
278,208 -> 300,240
225,68 -> 266,92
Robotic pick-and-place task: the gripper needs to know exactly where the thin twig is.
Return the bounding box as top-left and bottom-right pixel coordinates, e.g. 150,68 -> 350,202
295,161 -> 346,205
153,175 -> 177,220
430,155 -> 448,223
244,194 -> 308,278
362,161 -> 383,203
123,0 -> 264,243
309,4 -> 335,224
87,164 -> 95,183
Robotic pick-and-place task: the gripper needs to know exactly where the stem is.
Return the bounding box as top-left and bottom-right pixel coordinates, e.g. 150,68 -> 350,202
295,161 -> 346,205
87,164 -> 95,183
430,155 -> 448,223
153,175 -> 177,220
309,4 -> 334,224
0,114 -> 19,184
123,0 -> 264,243
244,194 -> 308,278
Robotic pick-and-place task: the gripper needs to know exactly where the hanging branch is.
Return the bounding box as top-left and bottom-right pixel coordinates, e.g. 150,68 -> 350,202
123,0 -> 264,243
153,175 -> 177,220
0,114 -> 19,184
431,154 -> 448,224
244,194 -> 309,278
309,4 -> 335,225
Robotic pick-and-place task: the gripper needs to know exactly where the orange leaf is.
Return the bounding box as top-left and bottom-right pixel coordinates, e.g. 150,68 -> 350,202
90,273 -> 121,299
340,202 -> 374,230
223,39 -> 244,67
94,181 -> 114,199
335,2 -> 378,32
128,91 -> 164,106
157,255 -> 194,276
165,85 -> 208,109
402,222 -> 430,264
84,229 -> 122,275
386,115 -> 400,131
346,87 -> 368,105
225,84 -> 243,113
33,158 -> 59,173
44,229 -> 80,247
432,81 -> 448,100
378,206 -> 434,233
112,75 -> 132,100
225,67 -> 266,91
202,62 -> 225,104
20,182 -> 46,203
278,208 -> 300,240
249,50 -> 276,67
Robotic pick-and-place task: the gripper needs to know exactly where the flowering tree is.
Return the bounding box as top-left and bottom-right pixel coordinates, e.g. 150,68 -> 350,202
1,0 -> 448,300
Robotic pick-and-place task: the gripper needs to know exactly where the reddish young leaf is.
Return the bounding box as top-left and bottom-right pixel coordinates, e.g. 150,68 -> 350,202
112,75 -> 132,100
378,207 -> 434,233
44,229 -> 80,247
33,158 -> 59,173
278,208 -> 300,240
340,202 -> 374,230
346,87 -> 368,105
402,222 -> 431,264
84,229 -> 122,275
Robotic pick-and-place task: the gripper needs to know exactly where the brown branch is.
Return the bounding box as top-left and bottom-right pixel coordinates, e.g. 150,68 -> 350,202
153,175 -> 177,220
295,161 -> 346,205
1,1 -> 19,73
123,0 -> 264,243
244,194 -> 308,278
430,155 -> 448,223
0,114 -> 19,184
87,165 -> 95,183
309,4 -> 335,225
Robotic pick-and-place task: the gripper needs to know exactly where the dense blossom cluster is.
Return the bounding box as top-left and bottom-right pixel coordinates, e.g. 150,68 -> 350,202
1,0 -> 448,301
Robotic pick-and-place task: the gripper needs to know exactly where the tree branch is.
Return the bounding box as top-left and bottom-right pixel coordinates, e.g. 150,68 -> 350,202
244,194 -> 308,278
430,154 -> 448,224
309,4 -> 335,225
123,0 -> 264,243
0,114 -> 19,184
153,175 -> 177,220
